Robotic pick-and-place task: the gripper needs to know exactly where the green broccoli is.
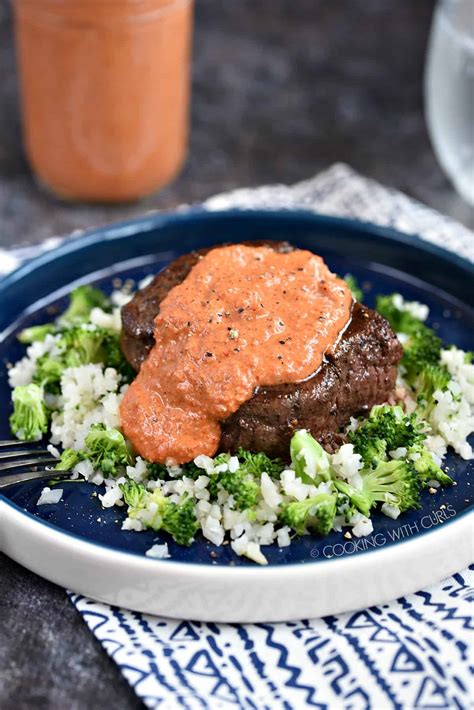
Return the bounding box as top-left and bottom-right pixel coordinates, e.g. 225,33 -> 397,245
335,459 -> 420,516
398,327 -> 450,417
54,425 -> 132,476
18,323 -> 56,344
18,285 -> 110,345
336,492 -> 360,524
332,480 -> 374,517
290,429 -> 332,485
236,448 -> 284,479
408,445 -> 454,487
349,405 -> 424,460
209,467 -> 260,510
411,364 -> 451,417
84,424 -> 133,476
33,354 -> 64,394
198,452 -> 261,509
146,462 -> 171,480
348,430 -> 387,469
59,285 -> 110,326
58,326 -> 110,367
344,274 -> 363,302
119,480 -> 147,508
376,293 -> 424,335
29,327 -> 129,395
161,496 -> 200,546
55,448 -> 84,471
123,487 -> 199,546
402,327 -> 444,378
9,383 -> 49,441
280,493 -> 337,536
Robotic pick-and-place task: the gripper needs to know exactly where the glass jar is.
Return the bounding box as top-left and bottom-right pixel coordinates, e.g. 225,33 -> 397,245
13,0 -> 193,202
424,0 -> 474,206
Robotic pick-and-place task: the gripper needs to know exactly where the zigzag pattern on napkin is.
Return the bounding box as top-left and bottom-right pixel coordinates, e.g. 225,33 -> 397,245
70,566 -> 473,710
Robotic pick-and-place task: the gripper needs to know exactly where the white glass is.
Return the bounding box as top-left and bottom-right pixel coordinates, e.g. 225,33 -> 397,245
425,0 -> 474,205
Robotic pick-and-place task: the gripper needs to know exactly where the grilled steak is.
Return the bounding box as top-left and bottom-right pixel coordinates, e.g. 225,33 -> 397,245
121,243 -> 403,457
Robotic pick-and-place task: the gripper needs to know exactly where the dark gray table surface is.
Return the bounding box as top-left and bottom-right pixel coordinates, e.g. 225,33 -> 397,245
1,0 -> 472,708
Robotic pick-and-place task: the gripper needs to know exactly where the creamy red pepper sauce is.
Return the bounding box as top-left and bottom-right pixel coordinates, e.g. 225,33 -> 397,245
120,244 -> 352,463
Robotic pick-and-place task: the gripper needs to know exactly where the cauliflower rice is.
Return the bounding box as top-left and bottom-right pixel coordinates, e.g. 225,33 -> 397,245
9,289 -> 474,565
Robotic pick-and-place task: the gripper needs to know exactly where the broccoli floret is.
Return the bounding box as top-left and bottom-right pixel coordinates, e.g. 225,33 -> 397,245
402,327 -> 444,378
332,480 -> 373,517
18,286 -> 109,345
55,448 -> 84,471
30,327 -> 129,394
58,326 -> 108,367
146,462 -> 170,480
99,334 -> 136,381
84,424 -> 132,476
348,405 -> 452,493
33,354 -> 64,394
349,405 -> 424,460
59,285 -> 110,326
55,325 -> 129,371
336,492 -> 360,524
237,448 -> 284,479
180,461 -> 209,480
376,294 -> 424,335
201,452 -> 261,509
123,487 -> 199,546
280,493 -> 337,536
9,384 -> 49,442
161,496 -> 200,546
290,429 -> 332,485
399,329 -> 450,417
18,323 -> 56,344
408,445 -> 454,487
344,274 -> 363,302
335,459 -> 420,515
57,425 -> 132,476
348,431 -> 387,469
119,480 -> 147,508
411,364 -> 451,417
211,468 -> 260,510
372,405 -> 424,450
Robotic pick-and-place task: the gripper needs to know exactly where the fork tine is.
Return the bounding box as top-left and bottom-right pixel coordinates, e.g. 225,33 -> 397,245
0,439 -> 45,448
0,468 -> 72,489
0,449 -> 50,461
0,457 -> 58,472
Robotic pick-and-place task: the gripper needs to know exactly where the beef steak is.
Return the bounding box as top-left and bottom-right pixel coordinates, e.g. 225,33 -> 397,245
121,243 -> 402,457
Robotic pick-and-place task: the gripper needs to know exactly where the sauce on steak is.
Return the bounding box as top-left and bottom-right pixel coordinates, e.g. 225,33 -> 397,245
120,242 -> 403,461
120,244 -> 352,463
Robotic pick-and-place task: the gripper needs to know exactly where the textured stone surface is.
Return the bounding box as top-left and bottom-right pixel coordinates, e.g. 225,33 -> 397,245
1,0 -> 472,708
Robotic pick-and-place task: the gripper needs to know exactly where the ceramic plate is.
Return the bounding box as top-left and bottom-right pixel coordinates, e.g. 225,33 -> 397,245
1,209 -> 472,622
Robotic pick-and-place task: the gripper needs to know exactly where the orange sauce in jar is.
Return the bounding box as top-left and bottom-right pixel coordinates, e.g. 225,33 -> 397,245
120,245 -> 352,464
13,0 -> 193,202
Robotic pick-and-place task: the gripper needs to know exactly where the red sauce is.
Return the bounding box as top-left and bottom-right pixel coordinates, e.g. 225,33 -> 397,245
120,245 -> 352,463
14,0 -> 192,202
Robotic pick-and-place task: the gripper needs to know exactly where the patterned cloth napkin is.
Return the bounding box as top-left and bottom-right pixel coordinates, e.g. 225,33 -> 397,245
4,164 -> 474,708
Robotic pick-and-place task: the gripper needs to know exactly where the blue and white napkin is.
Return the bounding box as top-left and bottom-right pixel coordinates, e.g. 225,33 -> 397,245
4,164 -> 474,708
70,568 -> 473,709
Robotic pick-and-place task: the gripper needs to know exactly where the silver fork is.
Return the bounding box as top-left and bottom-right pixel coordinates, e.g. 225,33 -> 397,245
0,440 -> 73,489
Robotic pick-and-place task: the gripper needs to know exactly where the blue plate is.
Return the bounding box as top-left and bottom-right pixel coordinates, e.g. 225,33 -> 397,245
1,209 -> 473,569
